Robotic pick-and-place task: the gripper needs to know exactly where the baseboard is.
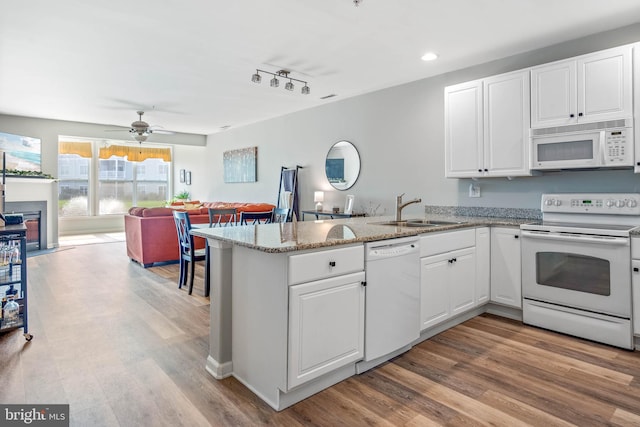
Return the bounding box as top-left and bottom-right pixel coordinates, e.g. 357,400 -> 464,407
205,355 -> 233,379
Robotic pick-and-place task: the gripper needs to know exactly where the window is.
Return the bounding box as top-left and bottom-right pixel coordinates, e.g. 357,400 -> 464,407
58,138 -> 172,217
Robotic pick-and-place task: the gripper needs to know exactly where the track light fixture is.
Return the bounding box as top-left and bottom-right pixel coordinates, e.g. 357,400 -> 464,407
251,69 -> 310,95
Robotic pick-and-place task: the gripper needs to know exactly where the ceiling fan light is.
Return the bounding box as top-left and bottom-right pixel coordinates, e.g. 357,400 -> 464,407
134,135 -> 147,142
285,80 -> 294,91
270,77 -> 279,88
251,72 -> 261,83
301,85 -> 310,95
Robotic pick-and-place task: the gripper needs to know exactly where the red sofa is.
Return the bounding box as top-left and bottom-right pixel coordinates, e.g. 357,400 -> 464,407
125,201 -> 275,267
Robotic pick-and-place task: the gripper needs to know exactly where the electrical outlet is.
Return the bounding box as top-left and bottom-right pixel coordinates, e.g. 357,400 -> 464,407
469,183 -> 481,198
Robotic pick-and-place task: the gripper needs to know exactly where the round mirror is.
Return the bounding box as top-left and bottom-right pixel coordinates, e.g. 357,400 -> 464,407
325,140 -> 361,190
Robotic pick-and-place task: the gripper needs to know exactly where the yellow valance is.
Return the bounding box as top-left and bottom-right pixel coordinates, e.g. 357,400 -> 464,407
59,141 -> 92,158
99,145 -> 172,162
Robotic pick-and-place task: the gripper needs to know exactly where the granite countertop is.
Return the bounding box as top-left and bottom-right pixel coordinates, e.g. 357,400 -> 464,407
190,212 -> 538,253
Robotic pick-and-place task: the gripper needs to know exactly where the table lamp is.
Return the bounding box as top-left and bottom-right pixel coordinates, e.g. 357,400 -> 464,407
314,191 -> 324,211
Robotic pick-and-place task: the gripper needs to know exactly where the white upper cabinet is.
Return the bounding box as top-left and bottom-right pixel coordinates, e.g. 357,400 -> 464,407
531,45 -> 632,128
634,43 -> 640,173
445,70 -> 531,178
445,80 -> 483,178
483,70 -> 531,177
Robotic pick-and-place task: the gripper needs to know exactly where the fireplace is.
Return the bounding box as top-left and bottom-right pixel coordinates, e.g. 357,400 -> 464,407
5,201 -> 47,251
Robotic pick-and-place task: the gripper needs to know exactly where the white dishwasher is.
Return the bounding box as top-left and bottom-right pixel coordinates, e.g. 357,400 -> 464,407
357,236 -> 420,373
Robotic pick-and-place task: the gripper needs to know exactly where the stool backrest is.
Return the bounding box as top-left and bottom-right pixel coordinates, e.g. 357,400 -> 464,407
240,210 -> 273,225
208,208 -> 237,227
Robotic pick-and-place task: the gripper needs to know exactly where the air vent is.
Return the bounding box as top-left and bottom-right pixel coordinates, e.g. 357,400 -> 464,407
320,94 -> 337,100
531,119 -> 630,136
220,125 -> 231,130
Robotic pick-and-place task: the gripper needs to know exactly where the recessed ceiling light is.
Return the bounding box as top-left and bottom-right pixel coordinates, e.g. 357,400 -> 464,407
421,52 -> 438,61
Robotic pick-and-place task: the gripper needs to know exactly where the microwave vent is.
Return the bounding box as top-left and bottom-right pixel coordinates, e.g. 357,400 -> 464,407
531,119 -> 630,137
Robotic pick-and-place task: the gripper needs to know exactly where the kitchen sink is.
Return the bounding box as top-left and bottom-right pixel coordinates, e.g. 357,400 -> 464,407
370,219 -> 467,227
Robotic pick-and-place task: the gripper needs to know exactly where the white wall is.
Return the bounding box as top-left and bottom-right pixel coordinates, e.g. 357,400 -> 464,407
205,23 -> 640,217
0,114 -> 207,241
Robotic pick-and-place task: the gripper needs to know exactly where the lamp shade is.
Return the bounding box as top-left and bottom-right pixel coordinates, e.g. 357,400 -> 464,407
314,191 -> 324,202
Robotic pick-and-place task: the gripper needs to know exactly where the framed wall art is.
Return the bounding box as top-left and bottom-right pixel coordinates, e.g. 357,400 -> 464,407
179,169 -> 185,183
223,146 -> 257,183
186,171 -> 192,185
0,131 -> 42,172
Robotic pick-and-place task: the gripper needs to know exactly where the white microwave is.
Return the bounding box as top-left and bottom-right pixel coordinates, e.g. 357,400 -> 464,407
531,121 -> 633,170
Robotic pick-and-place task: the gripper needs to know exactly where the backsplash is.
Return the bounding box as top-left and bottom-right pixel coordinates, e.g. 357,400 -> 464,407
425,205 -> 541,220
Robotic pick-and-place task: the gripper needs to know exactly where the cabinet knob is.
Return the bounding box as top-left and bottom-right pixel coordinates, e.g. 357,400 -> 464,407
484,169 -> 488,172
570,114 -> 575,118
578,112 -> 583,117
478,169 -> 482,173
361,281 -> 367,287
329,261 -> 336,267
514,235 -> 519,239
634,267 -> 639,272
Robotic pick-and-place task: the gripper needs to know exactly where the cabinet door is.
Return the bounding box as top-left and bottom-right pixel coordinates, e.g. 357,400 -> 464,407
578,46 -> 632,123
420,253 -> 451,330
288,272 -> 365,389
449,247 -> 476,316
445,80 -> 484,178
633,260 -> 640,336
635,43 -> 640,174
483,70 -> 531,177
490,227 -> 522,308
475,227 -> 490,306
531,59 -> 576,128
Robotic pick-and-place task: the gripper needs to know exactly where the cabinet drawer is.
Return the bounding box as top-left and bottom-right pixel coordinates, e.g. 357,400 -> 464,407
420,228 -> 475,258
288,245 -> 364,285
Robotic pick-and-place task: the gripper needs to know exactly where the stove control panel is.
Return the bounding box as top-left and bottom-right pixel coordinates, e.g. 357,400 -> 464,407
541,193 -> 640,215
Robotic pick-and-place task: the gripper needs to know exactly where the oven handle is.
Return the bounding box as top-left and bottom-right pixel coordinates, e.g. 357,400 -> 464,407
520,230 -> 629,245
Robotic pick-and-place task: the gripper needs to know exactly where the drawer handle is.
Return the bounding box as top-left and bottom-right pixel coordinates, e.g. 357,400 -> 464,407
634,267 -> 639,273
329,261 -> 336,267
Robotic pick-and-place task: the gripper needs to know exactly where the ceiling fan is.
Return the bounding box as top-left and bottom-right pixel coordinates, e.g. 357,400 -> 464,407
107,110 -> 173,143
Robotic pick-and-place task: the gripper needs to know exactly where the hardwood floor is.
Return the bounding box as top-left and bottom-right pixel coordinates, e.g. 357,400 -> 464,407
2,240 -> 640,426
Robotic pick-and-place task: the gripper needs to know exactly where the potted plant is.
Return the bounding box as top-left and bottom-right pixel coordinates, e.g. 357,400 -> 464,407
173,190 -> 191,203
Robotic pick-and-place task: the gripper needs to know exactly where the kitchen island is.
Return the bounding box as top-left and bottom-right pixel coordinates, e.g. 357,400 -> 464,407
191,214 -> 532,410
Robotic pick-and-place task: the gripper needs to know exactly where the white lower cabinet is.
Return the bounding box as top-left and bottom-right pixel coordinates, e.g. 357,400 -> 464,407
475,227 -> 490,305
420,229 -> 478,330
490,227 -> 522,308
631,237 -> 640,336
231,243 -> 365,410
287,272 -> 365,389
632,260 -> 640,336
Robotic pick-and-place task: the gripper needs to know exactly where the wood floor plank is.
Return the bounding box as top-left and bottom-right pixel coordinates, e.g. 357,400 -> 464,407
2,242 -> 639,426
377,362 -> 531,427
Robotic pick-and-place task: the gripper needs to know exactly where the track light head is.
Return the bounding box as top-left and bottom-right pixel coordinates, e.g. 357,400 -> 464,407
251,72 -> 261,83
270,76 -> 279,87
285,80 -> 294,91
301,85 -> 310,95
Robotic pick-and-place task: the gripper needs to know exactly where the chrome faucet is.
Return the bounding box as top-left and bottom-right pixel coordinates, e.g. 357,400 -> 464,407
395,193 -> 422,222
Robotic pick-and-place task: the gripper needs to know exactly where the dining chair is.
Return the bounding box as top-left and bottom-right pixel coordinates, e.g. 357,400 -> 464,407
272,208 -> 290,223
208,207 -> 237,227
239,210 -> 274,225
173,210 -> 209,296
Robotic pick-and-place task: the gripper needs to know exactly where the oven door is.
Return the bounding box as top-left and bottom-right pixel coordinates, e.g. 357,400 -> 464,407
521,230 -> 631,318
